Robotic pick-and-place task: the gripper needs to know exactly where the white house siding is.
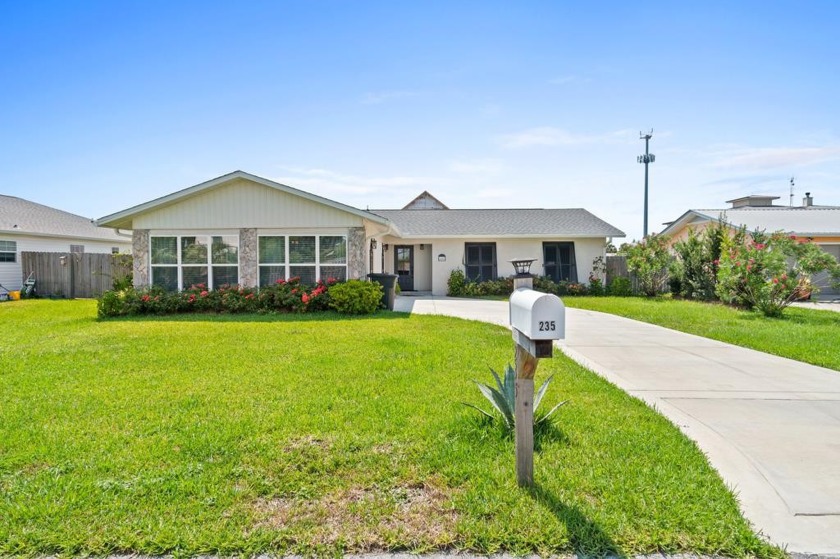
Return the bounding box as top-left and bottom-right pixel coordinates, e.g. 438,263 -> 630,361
380,237 -> 606,296
0,234 -> 131,290
133,178 -> 365,230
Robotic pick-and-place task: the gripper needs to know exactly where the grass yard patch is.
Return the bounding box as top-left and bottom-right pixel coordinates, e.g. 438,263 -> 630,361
564,296 -> 840,371
0,300 -> 781,557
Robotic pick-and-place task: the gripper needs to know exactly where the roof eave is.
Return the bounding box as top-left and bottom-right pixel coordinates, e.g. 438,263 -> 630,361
0,229 -> 133,243
385,232 -> 625,240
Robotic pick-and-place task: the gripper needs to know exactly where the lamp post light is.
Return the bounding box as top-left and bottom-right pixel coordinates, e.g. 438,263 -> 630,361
637,130 -> 656,238
509,258 -> 537,290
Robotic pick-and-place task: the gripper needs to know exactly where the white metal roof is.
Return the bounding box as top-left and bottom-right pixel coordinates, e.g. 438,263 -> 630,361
662,207 -> 840,237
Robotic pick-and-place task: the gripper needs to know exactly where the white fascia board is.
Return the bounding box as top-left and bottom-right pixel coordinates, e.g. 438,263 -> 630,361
97,170 -> 390,229
391,233 -> 623,240
659,210 -> 717,236
0,229 -> 132,243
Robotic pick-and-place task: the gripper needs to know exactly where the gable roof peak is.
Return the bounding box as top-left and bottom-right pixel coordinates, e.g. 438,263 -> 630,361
402,191 -> 449,210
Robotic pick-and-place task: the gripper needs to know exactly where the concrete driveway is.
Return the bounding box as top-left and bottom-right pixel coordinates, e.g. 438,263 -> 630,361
395,295 -> 840,554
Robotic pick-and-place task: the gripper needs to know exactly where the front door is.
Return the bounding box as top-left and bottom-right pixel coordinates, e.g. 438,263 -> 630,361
395,245 -> 414,291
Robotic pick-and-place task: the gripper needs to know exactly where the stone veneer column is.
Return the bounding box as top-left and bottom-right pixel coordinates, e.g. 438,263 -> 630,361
132,229 -> 150,287
347,228 -> 366,280
239,228 -> 258,288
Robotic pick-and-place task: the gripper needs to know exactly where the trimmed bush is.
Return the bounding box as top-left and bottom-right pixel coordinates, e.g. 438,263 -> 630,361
97,277 -> 361,318
446,269 -> 592,298
327,280 -> 382,314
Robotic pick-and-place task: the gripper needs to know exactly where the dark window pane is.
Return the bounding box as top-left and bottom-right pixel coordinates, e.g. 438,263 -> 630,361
320,266 -> 347,282
212,266 -> 238,287
320,236 -> 346,264
543,242 -> 577,282
289,265 -> 316,286
289,236 -> 316,263
211,236 -> 238,264
259,236 -> 285,264
465,243 -> 496,281
0,253 -> 15,263
152,267 -> 178,292
182,237 -> 208,264
259,265 -> 286,287
151,237 -> 177,264
182,266 -> 208,289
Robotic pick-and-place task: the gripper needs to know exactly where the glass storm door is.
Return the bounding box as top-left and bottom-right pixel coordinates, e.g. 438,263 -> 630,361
395,245 -> 414,291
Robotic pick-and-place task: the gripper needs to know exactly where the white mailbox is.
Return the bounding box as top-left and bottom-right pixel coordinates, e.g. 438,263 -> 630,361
510,288 -> 566,357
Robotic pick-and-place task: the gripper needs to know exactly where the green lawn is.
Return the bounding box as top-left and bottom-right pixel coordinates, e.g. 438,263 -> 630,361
564,296 -> 840,371
0,300 -> 781,557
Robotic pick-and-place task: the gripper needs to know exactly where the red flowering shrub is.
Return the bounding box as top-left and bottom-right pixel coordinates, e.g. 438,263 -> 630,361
716,229 -> 839,317
99,277 -> 345,317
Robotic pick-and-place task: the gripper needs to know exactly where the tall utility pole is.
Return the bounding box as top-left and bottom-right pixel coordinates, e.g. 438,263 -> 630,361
637,130 -> 655,237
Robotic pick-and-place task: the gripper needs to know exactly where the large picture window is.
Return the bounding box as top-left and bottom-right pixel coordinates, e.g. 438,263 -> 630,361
259,235 -> 347,286
150,235 -> 239,291
465,242 -> 496,281
0,240 -> 16,263
543,242 -> 577,282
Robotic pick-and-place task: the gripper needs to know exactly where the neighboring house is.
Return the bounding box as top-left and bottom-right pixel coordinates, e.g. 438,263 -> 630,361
660,193 -> 840,298
96,171 -> 625,296
1,195 -> 133,291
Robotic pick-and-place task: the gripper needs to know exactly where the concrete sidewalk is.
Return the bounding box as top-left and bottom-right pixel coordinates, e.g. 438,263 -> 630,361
394,296 -> 840,554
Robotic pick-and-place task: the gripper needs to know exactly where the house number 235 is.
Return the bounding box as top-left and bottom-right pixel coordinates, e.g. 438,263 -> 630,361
538,320 -> 556,332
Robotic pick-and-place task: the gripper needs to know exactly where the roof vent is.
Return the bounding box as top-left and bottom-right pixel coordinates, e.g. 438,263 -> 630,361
725,195 -> 780,209
803,192 -> 813,208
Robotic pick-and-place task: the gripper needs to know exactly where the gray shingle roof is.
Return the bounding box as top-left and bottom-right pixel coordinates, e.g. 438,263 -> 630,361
689,207 -> 840,236
371,208 -> 625,238
1,195 -> 131,241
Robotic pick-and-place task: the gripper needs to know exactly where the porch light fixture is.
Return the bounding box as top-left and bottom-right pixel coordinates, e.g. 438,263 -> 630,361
370,239 -> 378,249
383,244 -> 389,251
438,253 -> 446,262
509,258 -> 536,277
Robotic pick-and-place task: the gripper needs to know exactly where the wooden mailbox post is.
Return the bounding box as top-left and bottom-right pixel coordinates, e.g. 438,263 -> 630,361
509,286 -> 565,487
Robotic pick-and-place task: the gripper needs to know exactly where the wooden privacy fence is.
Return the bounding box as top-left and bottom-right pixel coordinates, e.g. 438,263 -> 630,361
605,254 -> 671,294
21,252 -> 132,299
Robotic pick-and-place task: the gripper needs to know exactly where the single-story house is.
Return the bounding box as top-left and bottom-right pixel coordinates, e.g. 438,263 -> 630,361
659,193 -> 840,298
97,171 -> 625,296
1,195 -> 133,291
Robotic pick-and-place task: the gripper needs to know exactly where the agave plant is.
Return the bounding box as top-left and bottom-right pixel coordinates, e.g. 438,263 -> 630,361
463,364 -> 567,429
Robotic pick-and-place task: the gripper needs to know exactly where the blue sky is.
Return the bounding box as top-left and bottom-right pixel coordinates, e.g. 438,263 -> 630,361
2,1 -> 838,240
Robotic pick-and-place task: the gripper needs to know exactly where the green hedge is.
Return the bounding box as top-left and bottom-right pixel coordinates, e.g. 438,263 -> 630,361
97,277 -> 381,318
446,269 -> 596,297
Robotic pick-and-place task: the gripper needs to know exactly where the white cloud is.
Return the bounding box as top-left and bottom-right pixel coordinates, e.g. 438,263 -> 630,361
712,146 -> 840,170
448,158 -> 504,175
498,127 -> 636,149
272,167 -> 451,200
549,75 -> 590,85
361,90 -> 422,105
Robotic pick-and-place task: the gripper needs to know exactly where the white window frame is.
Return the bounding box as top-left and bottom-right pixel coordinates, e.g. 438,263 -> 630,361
258,234 -> 347,285
149,234 -> 239,290
0,240 -> 16,263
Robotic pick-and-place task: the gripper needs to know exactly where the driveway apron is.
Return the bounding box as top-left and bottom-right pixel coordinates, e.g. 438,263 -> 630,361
394,295 -> 840,554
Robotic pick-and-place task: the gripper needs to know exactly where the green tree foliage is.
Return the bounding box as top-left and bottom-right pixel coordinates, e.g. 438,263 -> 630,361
716,229 -> 840,317
625,234 -> 672,297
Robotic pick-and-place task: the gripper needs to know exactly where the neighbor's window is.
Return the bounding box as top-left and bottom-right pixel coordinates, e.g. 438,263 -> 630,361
150,235 -> 239,291
543,242 -> 577,282
111,247 -> 120,254
465,242 -> 497,281
259,235 -> 347,286
0,240 -> 16,263
70,244 -> 84,254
